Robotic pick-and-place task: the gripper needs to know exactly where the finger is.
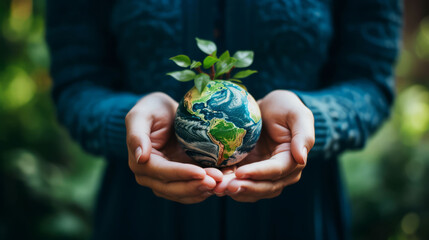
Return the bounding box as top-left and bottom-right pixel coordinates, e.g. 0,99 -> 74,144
204,168 -> 223,182
224,179 -> 283,202
210,166 -> 236,195
176,192 -> 214,204
213,171 -> 236,196
153,190 -> 213,204
227,186 -> 281,203
235,151 -> 298,181
225,170 -> 302,202
129,153 -> 206,181
221,165 -> 237,175
288,107 -> 315,165
126,111 -> 153,164
138,175 -> 216,199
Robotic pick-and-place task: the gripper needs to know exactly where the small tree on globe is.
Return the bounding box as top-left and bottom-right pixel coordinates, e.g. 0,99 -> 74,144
167,38 -> 262,168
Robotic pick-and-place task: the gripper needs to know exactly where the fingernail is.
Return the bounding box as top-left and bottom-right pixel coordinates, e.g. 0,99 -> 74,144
302,147 -> 308,164
135,146 -> 142,163
198,186 -> 211,192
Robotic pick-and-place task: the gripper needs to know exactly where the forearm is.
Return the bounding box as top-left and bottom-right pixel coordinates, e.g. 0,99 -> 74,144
292,0 -> 401,159
294,79 -> 393,159
46,0 -> 143,161
54,81 -> 140,160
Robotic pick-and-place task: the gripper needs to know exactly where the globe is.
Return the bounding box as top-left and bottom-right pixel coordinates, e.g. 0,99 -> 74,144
174,80 -> 262,168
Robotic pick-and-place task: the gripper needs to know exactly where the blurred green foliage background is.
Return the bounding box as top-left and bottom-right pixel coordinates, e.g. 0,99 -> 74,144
0,0 -> 428,239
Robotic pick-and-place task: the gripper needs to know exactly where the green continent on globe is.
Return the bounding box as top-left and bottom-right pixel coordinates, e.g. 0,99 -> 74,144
176,80 -> 261,167
183,81 -> 226,120
207,118 -> 247,166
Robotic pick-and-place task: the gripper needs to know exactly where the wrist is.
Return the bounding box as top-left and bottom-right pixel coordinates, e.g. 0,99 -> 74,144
260,90 -> 306,112
136,92 -> 178,112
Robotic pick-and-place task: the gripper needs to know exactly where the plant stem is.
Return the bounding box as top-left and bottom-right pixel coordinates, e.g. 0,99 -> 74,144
225,66 -> 235,79
195,67 -> 210,78
210,65 -> 215,80
195,67 -> 204,74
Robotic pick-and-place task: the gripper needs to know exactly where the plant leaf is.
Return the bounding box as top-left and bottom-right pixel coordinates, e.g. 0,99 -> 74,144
233,51 -> 254,68
219,50 -> 230,62
233,70 -> 258,79
190,61 -> 202,69
194,74 -> 211,93
203,56 -> 219,69
166,70 -> 196,82
228,79 -> 243,83
169,55 -> 191,67
215,57 -> 237,78
195,38 -> 217,55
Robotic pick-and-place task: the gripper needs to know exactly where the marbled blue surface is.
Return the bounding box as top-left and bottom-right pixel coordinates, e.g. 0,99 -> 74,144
175,81 -> 262,167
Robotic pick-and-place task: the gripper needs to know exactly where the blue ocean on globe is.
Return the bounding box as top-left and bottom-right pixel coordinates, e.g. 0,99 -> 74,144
174,80 -> 262,167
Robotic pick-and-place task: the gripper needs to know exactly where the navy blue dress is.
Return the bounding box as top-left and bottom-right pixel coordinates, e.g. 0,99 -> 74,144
46,0 -> 402,239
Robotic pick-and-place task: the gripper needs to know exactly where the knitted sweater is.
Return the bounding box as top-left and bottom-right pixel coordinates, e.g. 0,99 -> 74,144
46,0 -> 402,239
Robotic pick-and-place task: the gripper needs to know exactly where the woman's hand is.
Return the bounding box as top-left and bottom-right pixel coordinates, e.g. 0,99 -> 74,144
126,92 -> 222,204
213,90 -> 315,202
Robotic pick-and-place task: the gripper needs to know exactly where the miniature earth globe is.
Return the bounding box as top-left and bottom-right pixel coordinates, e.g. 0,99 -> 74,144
174,80 -> 262,167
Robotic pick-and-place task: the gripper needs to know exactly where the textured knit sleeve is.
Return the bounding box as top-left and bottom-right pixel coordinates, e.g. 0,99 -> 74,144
46,0 -> 140,161
295,0 -> 402,159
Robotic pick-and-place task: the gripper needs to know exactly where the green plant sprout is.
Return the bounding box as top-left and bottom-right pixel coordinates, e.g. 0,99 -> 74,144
167,38 -> 257,93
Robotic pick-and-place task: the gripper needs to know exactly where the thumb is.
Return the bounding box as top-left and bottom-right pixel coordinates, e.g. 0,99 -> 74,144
289,110 -> 315,165
291,134 -> 312,165
126,113 -> 153,164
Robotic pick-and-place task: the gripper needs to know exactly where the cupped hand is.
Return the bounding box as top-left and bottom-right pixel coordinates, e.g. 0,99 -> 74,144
126,92 -> 223,204
213,90 -> 315,202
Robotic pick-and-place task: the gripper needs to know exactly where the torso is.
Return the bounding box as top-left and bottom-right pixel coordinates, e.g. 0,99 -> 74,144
109,0 -> 334,100
94,1 -> 347,239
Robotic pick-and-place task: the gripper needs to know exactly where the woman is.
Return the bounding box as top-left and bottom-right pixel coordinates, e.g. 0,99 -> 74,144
46,0 -> 402,239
